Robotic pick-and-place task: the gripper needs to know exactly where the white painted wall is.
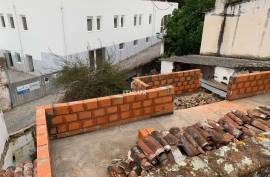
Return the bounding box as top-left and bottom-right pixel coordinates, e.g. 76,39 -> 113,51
0,111 -> 13,169
200,0 -> 270,59
0,0 -> 177,73
214,66 -> 235,84
161,60 -> 174,74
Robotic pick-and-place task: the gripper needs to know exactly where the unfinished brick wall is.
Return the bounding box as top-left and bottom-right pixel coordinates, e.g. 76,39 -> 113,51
132,69 -> 202,95
36,86 -> 174,177
227,71 -> 270,100
36,107 -> 52,177
43,86 -> 174,139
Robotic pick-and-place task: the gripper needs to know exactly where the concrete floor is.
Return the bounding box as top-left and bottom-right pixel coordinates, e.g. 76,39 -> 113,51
50,92 -> 270,177
4,92 -> 62,134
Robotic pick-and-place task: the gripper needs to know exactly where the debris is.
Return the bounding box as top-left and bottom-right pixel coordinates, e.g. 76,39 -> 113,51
0,160 -> 34,177
108,105 -> 270,177
174,90 -> 223,109
138,128 -> 155,139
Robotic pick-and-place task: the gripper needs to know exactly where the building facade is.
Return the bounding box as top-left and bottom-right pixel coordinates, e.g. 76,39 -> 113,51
200,0 -> 270,59
0,0 -> 177,75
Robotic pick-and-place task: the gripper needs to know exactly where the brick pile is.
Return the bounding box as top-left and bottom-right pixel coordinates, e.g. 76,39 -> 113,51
0,160 -> 34,177
107,106 -> 270,177
227,71 -> 270,100
132,69 -> 202,95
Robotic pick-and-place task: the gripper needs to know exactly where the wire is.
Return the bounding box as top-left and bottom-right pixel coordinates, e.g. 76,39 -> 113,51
151,0 -> 174,11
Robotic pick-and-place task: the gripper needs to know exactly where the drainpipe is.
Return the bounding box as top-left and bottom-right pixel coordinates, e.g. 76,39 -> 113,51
13,4 -> 27,72
60,2 -> 67,59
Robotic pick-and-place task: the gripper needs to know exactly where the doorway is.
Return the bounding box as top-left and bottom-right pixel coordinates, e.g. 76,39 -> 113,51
96,48 -> 105,68
26,55 -> 34,72
88,48 -> 106,69
5,52 -> 14,67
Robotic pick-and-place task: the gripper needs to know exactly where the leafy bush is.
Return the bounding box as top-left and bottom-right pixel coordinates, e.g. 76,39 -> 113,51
54,60 -> 129,102
164,0 -> 215,56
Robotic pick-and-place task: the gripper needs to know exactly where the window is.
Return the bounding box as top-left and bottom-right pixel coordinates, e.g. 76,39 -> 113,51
149,14 -> 152,24
119,43 -> 125,49
8,15 -> 15,28
15,53 -> 21,62
134,15 -> 137,26
133,40 -> 138,46
146,37 -> 150,43
87,16 -> 93,31
0,15 -> 6,28
139,14 -> 142,25
120,15 -> 124,27
114,15 -> 118,28
21,16 -> 28,30
97,16 -> 101,30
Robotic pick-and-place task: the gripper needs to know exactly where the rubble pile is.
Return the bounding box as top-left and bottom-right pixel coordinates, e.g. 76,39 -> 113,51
0,160 -> 35,177
174,90 -> 223,109
107,106 -> 270,177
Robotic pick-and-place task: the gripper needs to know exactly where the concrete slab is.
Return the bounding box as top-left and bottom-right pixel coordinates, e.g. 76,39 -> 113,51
50,92 -> 270,177
4,92 -> 62,134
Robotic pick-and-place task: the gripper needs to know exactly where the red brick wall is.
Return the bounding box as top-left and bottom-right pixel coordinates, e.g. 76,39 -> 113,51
36,86 -> 174,177
227,71 -> 270,100
36,107 -> 52,177
132,69 -> 202,95
44,86 -> 174,139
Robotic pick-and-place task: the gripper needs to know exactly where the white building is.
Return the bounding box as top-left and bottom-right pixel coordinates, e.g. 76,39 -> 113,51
0,0 -> 177,75
200,0 -> 270,59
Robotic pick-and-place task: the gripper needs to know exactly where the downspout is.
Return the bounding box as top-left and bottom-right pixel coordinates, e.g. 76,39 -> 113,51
13,4 -> 26,72
217,3 -> 229,55
60,2 -> 67,58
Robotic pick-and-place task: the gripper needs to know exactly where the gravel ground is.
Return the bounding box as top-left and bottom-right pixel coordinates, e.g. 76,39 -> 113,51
174,89 -> 223,110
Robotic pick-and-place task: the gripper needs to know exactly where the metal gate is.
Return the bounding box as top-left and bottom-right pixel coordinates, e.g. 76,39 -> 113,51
8,72 -> 58,107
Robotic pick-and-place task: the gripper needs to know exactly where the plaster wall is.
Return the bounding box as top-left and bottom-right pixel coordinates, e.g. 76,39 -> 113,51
0,0 -> 177,74
161,61 -> 174,74
200,0 -> 270,59
214,66 -> 235,84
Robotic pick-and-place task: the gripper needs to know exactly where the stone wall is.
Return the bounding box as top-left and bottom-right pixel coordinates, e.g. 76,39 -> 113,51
227,71 -> 270,100
0,68 -> 11,111
132,69 -> 202,95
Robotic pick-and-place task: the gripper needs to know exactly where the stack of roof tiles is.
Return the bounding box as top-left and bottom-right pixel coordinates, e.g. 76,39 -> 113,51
108,105 -> 270,177
0,160 -> 35,177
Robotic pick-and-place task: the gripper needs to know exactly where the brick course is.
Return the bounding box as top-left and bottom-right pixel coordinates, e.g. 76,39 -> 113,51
131,69 -> 202,95
36,107 -> 52,177
227,71 -> 270,100
35,69 -> 202,177
42,86 -> 174,139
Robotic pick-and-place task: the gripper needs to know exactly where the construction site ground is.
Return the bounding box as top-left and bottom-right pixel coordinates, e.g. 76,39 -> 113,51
50,92 -> 270,177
